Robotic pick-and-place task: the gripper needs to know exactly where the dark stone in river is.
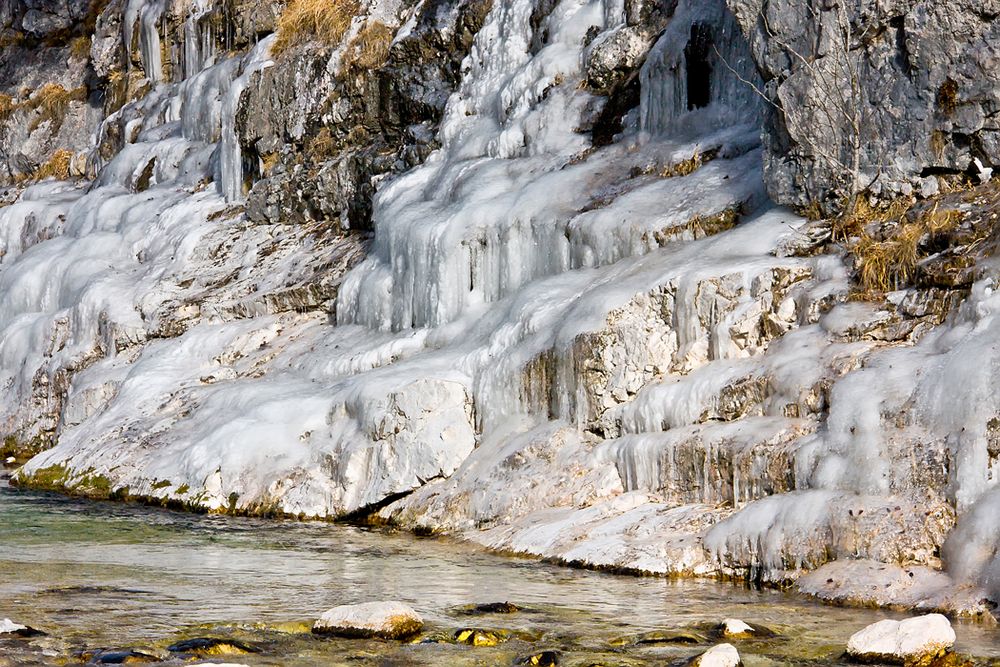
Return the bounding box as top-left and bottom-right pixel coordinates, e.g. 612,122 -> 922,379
166,637 -> 261,654
467,601 -> 521,615
79,648 -> 161,664
516,650 -> 560,666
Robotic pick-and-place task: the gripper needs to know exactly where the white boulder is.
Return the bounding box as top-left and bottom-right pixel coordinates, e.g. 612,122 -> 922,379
721,619 -> 755,637
690,643 -> 742,667
313,601 -> 423,639
846,614 -> 956,663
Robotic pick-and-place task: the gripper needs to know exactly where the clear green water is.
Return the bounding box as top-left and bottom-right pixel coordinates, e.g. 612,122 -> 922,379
1,477 -> 998,666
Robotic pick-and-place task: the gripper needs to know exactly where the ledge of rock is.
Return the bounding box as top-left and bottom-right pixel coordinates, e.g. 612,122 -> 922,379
846,614 -> 956,664
313,601 -> 423,640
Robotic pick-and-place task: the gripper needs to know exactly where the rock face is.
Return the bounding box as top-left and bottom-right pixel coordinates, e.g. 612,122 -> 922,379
725,0 -> 1000,209
846,614 -> 956,664
313,602 -> 424,639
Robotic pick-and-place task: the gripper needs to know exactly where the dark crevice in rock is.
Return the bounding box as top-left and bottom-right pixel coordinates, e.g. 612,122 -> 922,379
685,22 -> 713,110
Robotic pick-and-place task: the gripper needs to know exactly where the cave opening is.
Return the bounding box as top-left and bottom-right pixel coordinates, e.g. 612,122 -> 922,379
685,22 -> 714,110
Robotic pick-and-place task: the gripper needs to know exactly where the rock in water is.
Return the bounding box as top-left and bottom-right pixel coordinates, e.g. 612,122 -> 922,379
0,619 -> 27,634
0,618 -> 44,637
516,651 -> 560,666
689,643 -> 742,667
468,601 -> 520,614
313,601 -> 423,639
846,614 -> 956,664
453,628 -> 510,646
719,618 -> 774,639
167,638 -> 260,655
721,619 -> 755,638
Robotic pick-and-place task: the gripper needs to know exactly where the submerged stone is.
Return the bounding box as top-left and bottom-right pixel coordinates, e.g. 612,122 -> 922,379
516,650 -> 560,666
313,601 -> 423,640
78,649 -> 162,664
846,614 -> 956,664
454,628 -> 511,646
467,601 -> 521,614
166,637 -> 261,655
612,629 -> 708,646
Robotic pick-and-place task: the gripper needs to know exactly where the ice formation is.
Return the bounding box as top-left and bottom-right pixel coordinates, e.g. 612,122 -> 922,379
3,0 -> 999,613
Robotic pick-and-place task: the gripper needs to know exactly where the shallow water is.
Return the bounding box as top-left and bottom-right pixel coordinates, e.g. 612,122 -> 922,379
1,477 -> 997,666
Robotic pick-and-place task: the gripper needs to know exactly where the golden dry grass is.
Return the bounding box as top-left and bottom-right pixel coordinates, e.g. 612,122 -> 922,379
260,151 -> 280,176
27,83 -> 88,132
0,93 -> 15,124
852,202 -> 963,294
272,0 -> 359,57
833,196 -> 913,242
342,21 -> 393,70
0,31 -> 24,50
69,35 -> 91,61
32,149 -> 74,180
660,150 -> 704,178
307,126 -> 337,158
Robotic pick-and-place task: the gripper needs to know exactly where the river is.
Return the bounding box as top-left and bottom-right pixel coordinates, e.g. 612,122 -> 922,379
1,476 -> 997,665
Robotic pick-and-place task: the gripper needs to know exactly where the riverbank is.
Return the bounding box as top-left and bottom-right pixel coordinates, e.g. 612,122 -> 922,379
4,475 -> 1000,667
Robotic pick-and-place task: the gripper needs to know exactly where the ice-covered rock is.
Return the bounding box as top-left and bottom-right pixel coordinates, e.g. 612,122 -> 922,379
0,618 -> 27,634
720,619 -> 754,638
313,601 -> 423,639
846,614 -> 956,664
689,643 -> 742,667
0,618 -> 43,637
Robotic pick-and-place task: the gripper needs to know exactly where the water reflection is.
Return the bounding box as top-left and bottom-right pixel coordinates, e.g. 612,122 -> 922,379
1,480 -> 997,665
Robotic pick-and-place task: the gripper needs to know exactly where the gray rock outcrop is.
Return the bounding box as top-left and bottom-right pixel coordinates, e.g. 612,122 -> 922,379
726,0 -> 1000,210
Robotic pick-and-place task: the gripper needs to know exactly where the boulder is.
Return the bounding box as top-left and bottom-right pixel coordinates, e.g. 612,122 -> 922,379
689,643 -> 742,667
0,618 -> 44,637
313,601 -> 423,640
846,614 -> 956,664
721,619 -> 754,638
719,618 -> 775,638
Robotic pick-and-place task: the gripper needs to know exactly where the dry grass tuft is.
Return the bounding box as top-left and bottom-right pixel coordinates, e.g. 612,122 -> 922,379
851,202 -> 963,294
0,93 -> 16,124
69,35 -> 91,61
32,149 -> 74,181
260,151 -> 281,176
631,148 -> 720,180
0,31 -> 24,50
27,83 -> 88,132
833,196 -> 913,242
342,21 -> 393,70
306,126 -> 338,158
272,0 -> 359,57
